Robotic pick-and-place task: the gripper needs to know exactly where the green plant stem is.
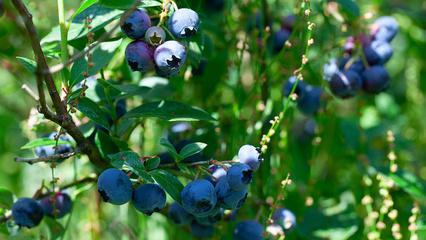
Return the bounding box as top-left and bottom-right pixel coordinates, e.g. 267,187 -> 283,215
58,0 -> 69,88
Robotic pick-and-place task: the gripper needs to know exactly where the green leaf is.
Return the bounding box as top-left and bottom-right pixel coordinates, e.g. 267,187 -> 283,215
99,0 -> 135,9
21,138 -> 71,150
150,169 -> 184,203
335,0 -> 360,20
179,142 -> 207,160
144,157 -> 160,170
378,168 -> 426,201
16,57 -> 37,73
0,188 -> 13,209
108,151 -> 154,182
70,39 -> 122,86
159,138 -> 180,161
76,97 -> 111,129
72,0 -> 99,19
44,217 -> 65,240
124,100 -> 216,122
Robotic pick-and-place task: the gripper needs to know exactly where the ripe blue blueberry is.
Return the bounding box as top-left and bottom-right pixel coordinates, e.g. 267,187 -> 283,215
272,208 -> 296,231
181,179 -> 217,217
372,16 -> 399,42
125,41 -> 155,72
120,9 -> 151,39
281,14 -> 296,31
190,221 -> 214,238
168,202 -> 193,225
233,220 -> 264,240
283,76 -> 306,98
12,198 -> 44,228
97,168 -> 133,205
154,40 -> 187,77
238,145 -> 261,171
168,8 -> 200,38
215,178 -> 248,210
329,70 -> 362,98
362,66 -> 390,94
323,59 -> 339,81
132,184 -> 166,215
34,132 -> 73,158
271,29 -> 291,54
208,165 -> 228,181
297,85 -> 322,116
363,41 -> 393,65
145,26 -> 166,46
39,192 -> 72,219
226,163 -> 253,191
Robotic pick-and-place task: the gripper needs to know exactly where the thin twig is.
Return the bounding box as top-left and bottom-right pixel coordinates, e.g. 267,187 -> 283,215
15,151 -> 77,164
21,84 -> 39,101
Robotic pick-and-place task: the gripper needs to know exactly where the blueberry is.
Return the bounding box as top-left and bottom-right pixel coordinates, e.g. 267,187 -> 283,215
132,184 -> 166,215
226,163 -> 253,191
39,192 -> 72,219
329,70 -> 362,98
125,41 -> 155,72
190,221 -> 214,238
238,145 -> 261,171
272,208 -> 296,231
97,168 -> 133,205
171,122 -> 192,133
12,198 -> 44,228
323,59 -> 339,81
347,59 -> 365,75
120,9 -> 151,39
34,132 -> 73,158
115,99 -> 127,119
215,178 -> 248,209
283,76 -> 306,98
208,165 -> 228,181
181,179 -> 217,217
168,8 -> 200,38
372,16 -> 399,42
168,202 -> 193,225
281,14 -> 296,31
154,40 -> 187,77
291,118 -> 317,143
297,85 -> 322,116
195,207 -> 223,226
362,66 -> 390,94
363,41 -> 393,65
145,26 -> 166,46
271,29 -> 291,54
233,220 -> 264,240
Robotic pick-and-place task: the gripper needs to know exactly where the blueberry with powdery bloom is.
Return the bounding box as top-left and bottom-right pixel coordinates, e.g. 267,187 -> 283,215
132,184 -> 166,215
97,168 -> 133,205
34,132 -> 73,158
234,220 -> 264,240
226,163 -> 253,191
39,192 -> 72,219
12,198 -> 44,228
145,26 -> 166,46
323,59 -> 339,81
362,65 -> 390,94
272,208 -> 296,231
154,40 -> 187,77
208,165 -> 228,181
297,85 -> 322,116
371,16 -> 399,42
329,70 -> 362,98
238,145 -> 261,171
168,202 -> 193,225
125,41 -> 155,72
168,8 -> 200,38
181,179 -> 217,217
363,40 -> 393,65
120,9 -> 151,39
215,178 -> 248,210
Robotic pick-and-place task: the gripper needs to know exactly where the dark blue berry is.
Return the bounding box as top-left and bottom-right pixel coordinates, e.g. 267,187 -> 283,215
154,41 -> 187,77
132,184 -> 166,215
363,41 -> 393,65
181,179 -> 217,217
195,208 -> 223,226
120,9 -> 151,39
215,178 -> 248,210
233,220 -> 264,240
272,208 -> 296,231
283,76 -> 306,98
39,192 -> 72,219
372,16 -> 399,42
226,163 -> 253,191
329,70 -> 362,98
271,29 -> 291,54
190,221 -> 214,238
362,66 -> 390,94
168,8 -> 200,38
12,198 -> 44,228
125,41 -> 155,72
297,85 -> 322,116
168,202 -> 193,225
281,14 -> 296,31
97,168 -> 133,205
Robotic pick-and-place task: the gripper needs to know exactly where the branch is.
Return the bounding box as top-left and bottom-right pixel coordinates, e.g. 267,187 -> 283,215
160,159 -> 236,168
48,0 -> 141,74
11,0 -> 108,169
15,151 -> 77,164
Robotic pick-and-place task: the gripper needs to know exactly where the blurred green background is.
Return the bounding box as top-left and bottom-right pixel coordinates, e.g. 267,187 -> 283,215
0,0 -> 425,239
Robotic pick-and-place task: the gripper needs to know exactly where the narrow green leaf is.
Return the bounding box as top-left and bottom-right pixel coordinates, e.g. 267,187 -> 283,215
21,138 -> 71,150
144,157 -> 160,170
0,188 -> 14,209
159,138 -> 180,161
72,0 -> 99,19
150,169 -> 184,203
179,142 -> 207,160
124,100 -> 216,122
16,57 -> 37,73
76,97 -> 111,130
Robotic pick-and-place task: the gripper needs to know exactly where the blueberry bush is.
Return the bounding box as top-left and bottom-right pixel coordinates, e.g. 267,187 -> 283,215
0,0 -> 425,239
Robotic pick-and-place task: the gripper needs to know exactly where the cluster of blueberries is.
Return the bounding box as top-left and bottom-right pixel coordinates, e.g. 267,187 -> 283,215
122,7 -> 199,77
324,16 -> 399,98
11,192 -> 72,228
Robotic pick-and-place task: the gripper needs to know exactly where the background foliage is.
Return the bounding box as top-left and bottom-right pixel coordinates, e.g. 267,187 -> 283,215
0,0 -> 425,239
